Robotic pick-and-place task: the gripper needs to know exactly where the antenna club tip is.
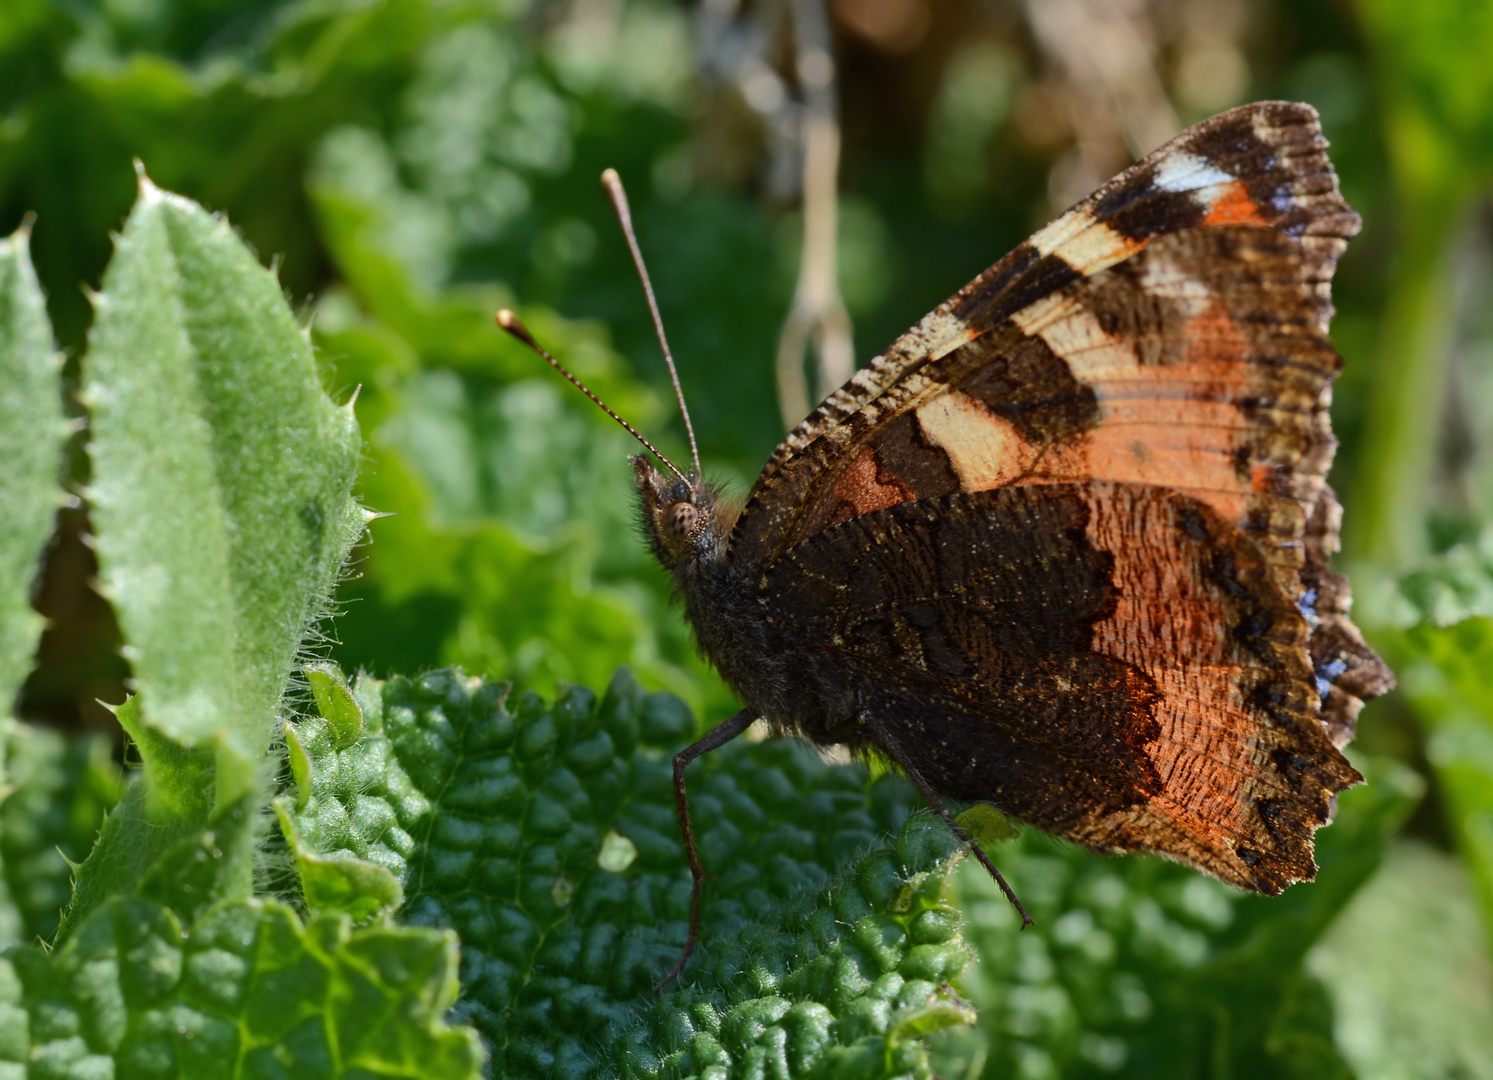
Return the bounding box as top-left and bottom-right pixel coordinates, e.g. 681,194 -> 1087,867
601,168 -> 620,187
494,308 -> 538,349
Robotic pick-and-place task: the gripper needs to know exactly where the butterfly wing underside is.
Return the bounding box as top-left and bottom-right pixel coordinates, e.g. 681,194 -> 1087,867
734,102 -> 1393,893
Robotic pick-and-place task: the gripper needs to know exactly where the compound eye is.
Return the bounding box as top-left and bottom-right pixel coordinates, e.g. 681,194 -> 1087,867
666,501 -> 699,538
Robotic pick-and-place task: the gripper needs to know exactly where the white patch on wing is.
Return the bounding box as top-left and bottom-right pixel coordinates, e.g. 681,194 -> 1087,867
1028,209 -> 1138,274
1152,150 -> 1234,195
1136,246 -> 1213,303
914,391 -> 1036,490
1029,207 -> 1095,257
1010,294 -> 1140,385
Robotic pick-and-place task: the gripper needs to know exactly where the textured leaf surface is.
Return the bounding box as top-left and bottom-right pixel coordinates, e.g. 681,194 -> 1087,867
0,724 -> 121,949
81,172 -> 363,770
0,895 -> 483,1079
282,666 -> 978,1078
0,225 -> 65,723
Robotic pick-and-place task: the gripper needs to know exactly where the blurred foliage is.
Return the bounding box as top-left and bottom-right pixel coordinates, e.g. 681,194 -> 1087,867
2,0 -> 1493,1076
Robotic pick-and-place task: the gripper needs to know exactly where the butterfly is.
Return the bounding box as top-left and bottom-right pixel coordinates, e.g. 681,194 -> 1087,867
497,100 -> 1394,991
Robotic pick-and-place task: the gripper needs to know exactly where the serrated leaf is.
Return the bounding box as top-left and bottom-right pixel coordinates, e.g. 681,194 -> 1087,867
0,225 -> 65,726
81,171 -> 363,777
62,175 -> 365,940
57,738 -> 256,945
1,895 -> 483,1078
276,798 -> 405,923
282,665 -> 984,1078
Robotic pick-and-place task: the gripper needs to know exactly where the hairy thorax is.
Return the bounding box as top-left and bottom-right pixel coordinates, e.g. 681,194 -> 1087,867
632,454 -> 860,746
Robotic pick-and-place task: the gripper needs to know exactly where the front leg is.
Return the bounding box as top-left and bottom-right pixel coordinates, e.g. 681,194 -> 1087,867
656,707 -> 758,994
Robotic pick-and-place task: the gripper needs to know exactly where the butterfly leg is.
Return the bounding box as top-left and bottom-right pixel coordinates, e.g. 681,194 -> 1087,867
656,707 -> 758,994
862,715 -> 1033,929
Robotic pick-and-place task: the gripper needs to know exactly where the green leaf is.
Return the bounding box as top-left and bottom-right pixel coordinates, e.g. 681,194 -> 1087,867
61,174 -> 364,939
1388,616 -> 1493,954
278,795 -> 406,924
305,661 -> 365,749
137,794 -> 258,928
1308,841 -> 1493,1079
0,724 -> 122,948
0,224 -> 66,726
283,665 -> 981,1077
1396,527 -> 1493,626
308,165 -> 738,717
56,723 -> 254,944
948,755 -> 1421,1079
1,895 -> 484,1078
81,169 -> 363,776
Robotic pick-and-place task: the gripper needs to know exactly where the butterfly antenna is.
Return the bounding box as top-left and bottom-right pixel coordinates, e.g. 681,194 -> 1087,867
495,309 -> 690,486
601,168 -> 703,480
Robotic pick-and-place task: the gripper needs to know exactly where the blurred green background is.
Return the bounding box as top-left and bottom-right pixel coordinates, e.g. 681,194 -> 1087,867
5,0 -> 1493,1075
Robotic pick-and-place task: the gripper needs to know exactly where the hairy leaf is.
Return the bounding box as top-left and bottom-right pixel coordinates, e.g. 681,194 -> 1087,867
82,170 -> 363,770
64,175 -> 364,938
0,225 -> 66,727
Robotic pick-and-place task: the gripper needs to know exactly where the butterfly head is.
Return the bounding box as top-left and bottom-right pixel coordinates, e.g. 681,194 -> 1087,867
632,454 -> 732,571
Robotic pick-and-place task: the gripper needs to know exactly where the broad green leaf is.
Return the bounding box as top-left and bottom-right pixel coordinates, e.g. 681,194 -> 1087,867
0,724 -> 122,948
1,895 -> 483,1078
82,170 -> 363,775
0,225 -> 66,726
282,666 -> 979,1077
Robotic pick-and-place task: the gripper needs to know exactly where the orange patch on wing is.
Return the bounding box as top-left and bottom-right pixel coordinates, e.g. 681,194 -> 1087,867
1201,180 -> 1266,226
831,448 -> 914,520
1181,296 -> 1250,368
1078,488 -> 1310,884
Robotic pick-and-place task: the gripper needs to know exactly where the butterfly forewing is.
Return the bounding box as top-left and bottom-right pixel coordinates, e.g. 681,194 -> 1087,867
751,100 -> 1359,489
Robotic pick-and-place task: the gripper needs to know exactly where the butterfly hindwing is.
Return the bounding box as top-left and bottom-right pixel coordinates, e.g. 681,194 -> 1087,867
760,482 -> 1355,893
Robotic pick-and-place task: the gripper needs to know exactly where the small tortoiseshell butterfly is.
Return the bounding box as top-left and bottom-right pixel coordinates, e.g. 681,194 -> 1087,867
497,100 -> 1395,991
